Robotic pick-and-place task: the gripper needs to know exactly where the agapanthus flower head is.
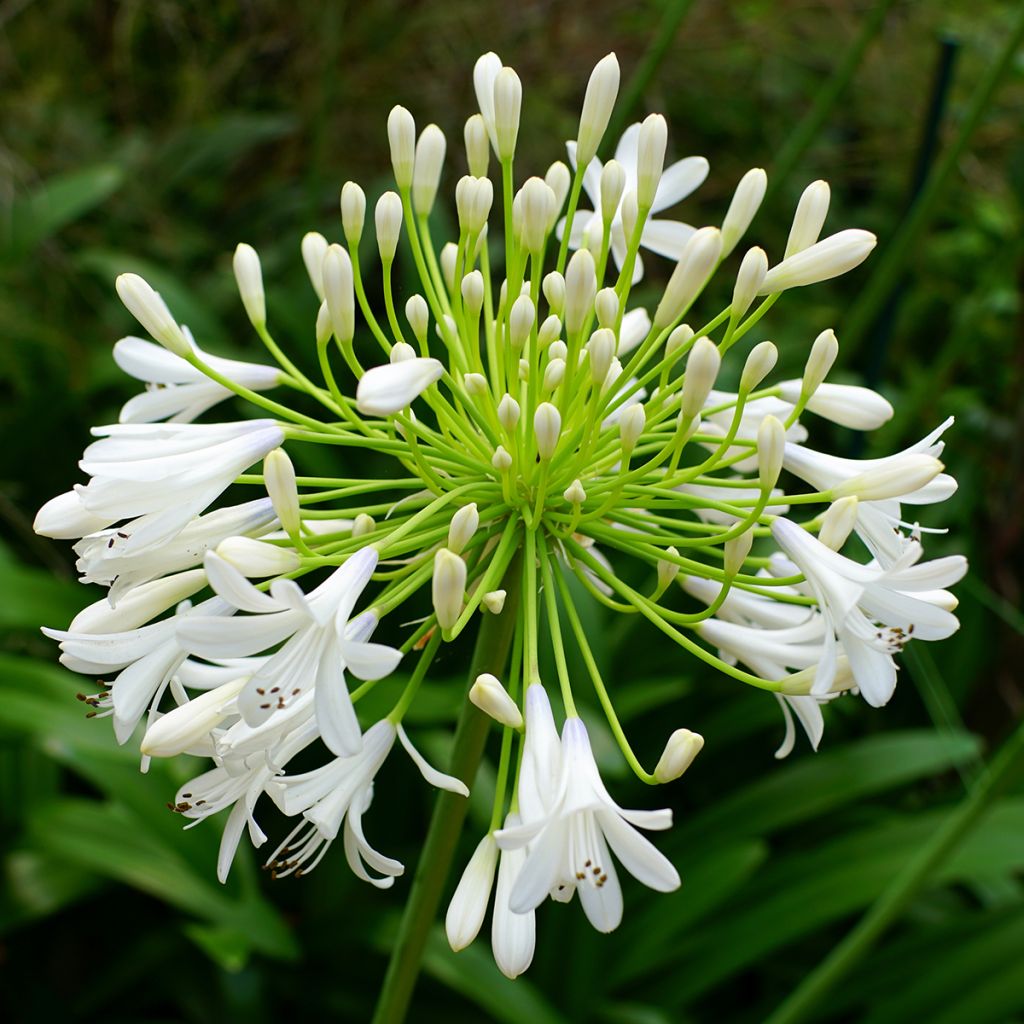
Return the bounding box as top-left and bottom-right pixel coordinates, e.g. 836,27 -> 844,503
35,49 -> 964,983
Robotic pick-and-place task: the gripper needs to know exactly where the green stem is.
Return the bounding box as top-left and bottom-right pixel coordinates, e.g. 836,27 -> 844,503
765,714 -> 1024,1024
371,548 -> 523,1024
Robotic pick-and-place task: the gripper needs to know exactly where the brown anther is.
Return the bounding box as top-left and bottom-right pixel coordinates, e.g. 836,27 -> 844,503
256,687 -> 265,695
85,711 -> 97,718
292,688 -> 301,695
76,693 -> 87,702
260,703 -> 271,709
270,687 -> 280,694
584,859 -> 592,868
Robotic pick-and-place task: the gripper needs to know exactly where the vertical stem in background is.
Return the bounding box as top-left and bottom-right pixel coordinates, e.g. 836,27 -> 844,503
842,4 -> 1024,355
371,548 -> 523,1024
765,715 -> 1024,1024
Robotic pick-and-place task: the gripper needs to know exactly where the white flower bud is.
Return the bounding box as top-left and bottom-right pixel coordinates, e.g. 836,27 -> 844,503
563,479 -> 586,504
657,547 -> 680,590
448,503 -> 480,554
264,448 -> 301,538
492,445 -> 513,471
375,191 -> 404,262
587,328 -> 616,384
665,324 -> 694,361
542,357 -> 566,392
576,53 -> 620,165
216,536 -> 301,576
519,177 -> 555,253
464,113 -> 490,177
636,113 -> 668,209
785,180 -> 831,258
497,393 -> 521,431
680,337 -> 721,420
599,160 -> 626,226
545,161 -> 571,223
619,402 -> 646,454
593,289 -> 618,330
564,248 -> 597,335
720,167 -> 767,257
301,231 -> 329,300
232,243 -> 266,329
620,189 -> 639,242
461,271 -> 485,316
141,676 -> 248,758
412,124 -> 447,215
115,274 -> 189,357
833,454 -> 944,502
315,301 -> 332,347
548,339 -> 568,362
818,496 -> 859,550
473,51 -> 503,149
538,314 -> 562,348
463,372 -> 487,396
390,341 -> 417,364
323,244 -> 355,344
455,175 -> 494,235
388,105 -> 416,189
400,294 -> 428,346
542,272 -> 566,315
731,246 -> 768,321
759,229 -> 876,294
340,181 -> 366,247
654,227 -> 722,329
352,513 -> 376,537
802,329 -> 839,397
482,590 -> 507,614
445,833 -> 498,952
777,380 -> 893,430
740,340 -> 778,394
509,294 -> 535,350
654,729 -> 704,783
440,243 -> 458,295
518,357 -> 530,381
356,357 -> 444,416
534,402 -> 561,459
757,415 -> 785,491
724,529 -> 754,576
433,548 -> 466,631
493,67 -> 522,161
470,673 -> 523,729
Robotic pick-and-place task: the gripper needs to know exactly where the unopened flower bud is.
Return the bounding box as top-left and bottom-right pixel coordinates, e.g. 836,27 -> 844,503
592,290 -> 617,331
388,105 -> 416,189
759,229 -> 876,294
518,357 -> 530,381
801,329 -> 839,397
778,379 -> 893,430
461,271 -> 485,315
542,272 -> 566,315
576,52 -> 620,165
534,402 -> 561,459
655,227 -> 722,329
636,113 -> 668,209
433,548 -> 467,631
724,529 -> 754,576
233,243 -> 266,329
757,415 -> 785,491
538,314 -> 562,348
740,340 -> 778,394
519,177 -> 555,253
493,67 -> 522,161
352,513 -> 376,537
301,231 -> 329,300
620,189 -> 639,242
445,833 -> 498,952
356,357 -> 444,416
470,673 -> 523,728
654,729 -> 704,783
564,479 -> 586,504
619,403 -> 646,454
463,372 -> 487,396
141,676 -> 248,758
587,328 -> 616,384
548,340 -> 568,362
115,274 -> 189,357
665,324 -> 694,362
401,294 -> 427,346
543,357 -> 565,392
545,161 -> 571,223
340,181 -> 366,247
412,124 -> 447,215
390,341 -> 417,364
323,244 -> 355,344
785,180 -> 830,258
464,113 -> 490,177
497,394 -> 521,432
721,167 -> 767,257
216,536 -> 301,577
315,301 -> 332,347
564,248 -> 597,335
264,448 -> 301,538
680,337 -> 721,420
492,445 -> 513,471
657,547 -> 680,590
448,503 -> 480,554
818,496 -> 859,550
731,246 -> 768,321
375,191 -> 404,262
509,294 -> 535,350
456,175 -> 494,235
482,590 -> 507,614
599,160 -> 627,226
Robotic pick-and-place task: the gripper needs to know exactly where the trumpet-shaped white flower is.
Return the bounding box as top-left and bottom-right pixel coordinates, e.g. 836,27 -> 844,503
558,124 -> 709,283
114,333 -> 280,423
496,686 -> 679,933
178,547 -> 398,757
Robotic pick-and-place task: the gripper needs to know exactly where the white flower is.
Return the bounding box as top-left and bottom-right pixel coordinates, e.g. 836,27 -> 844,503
496,686 -> 679,933
771,518 -> 967,706
178,547 -> 399,757
356,357 -> 444,416
492,813 -> 535,979
72,420 -> 284,555
446,834 -> 499,951
558,124 -> 709,283
113,332 -> 280,423
777,378 -> 893,430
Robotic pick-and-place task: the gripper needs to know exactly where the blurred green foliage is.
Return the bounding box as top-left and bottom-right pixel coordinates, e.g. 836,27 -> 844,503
2,1 -> 1024,1021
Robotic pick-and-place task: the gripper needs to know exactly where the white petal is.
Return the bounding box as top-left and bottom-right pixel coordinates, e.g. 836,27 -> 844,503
651,156 -> 709,212
204,551 -> 285,613
339,639 -> 402,681
315,636 -> 362,758
598,809 -> 680,893
397,724 -> 469,795
640,218 -> 697,260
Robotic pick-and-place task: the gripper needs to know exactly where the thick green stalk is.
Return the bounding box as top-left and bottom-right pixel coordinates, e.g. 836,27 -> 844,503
371,548 -> 523,1024
765,715 -> 1024,1024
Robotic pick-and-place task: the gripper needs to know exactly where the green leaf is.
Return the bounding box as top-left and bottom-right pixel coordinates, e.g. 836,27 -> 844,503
0,543 -> 86,631
0,849 -> 102,932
